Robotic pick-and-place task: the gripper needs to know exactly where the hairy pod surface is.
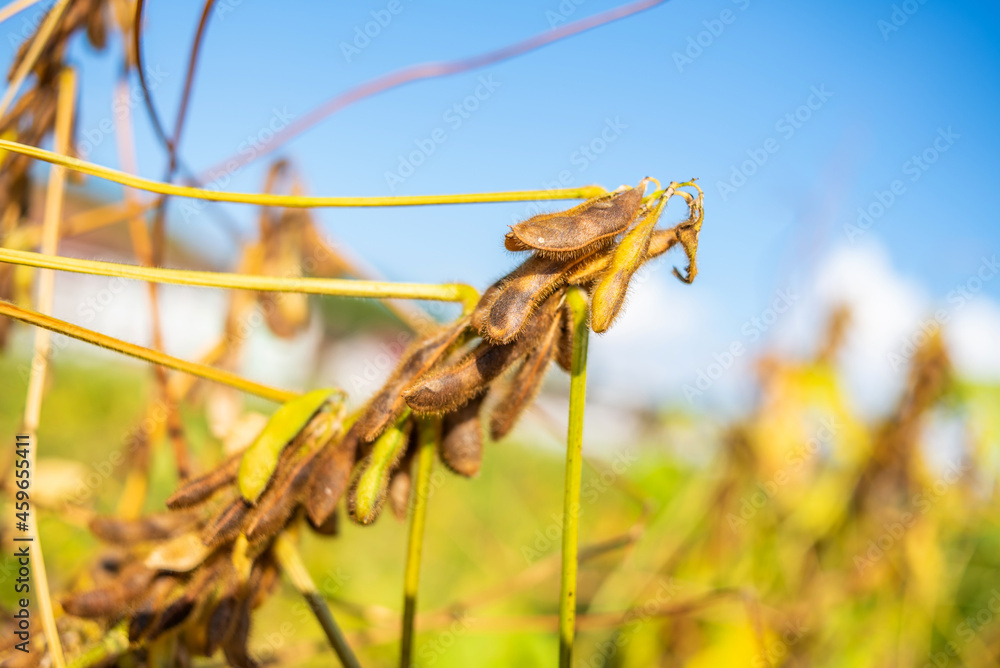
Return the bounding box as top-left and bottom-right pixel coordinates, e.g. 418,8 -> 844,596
490,310 -> 561,440
355,318 -> 470,442
483,253 -> 574,344
238,388 -> 344,505
350,414 -> 413,525
404,295 -> 562,414
245,444 -> 324,543
506,180 -> 647,254
305,420 -> 363,527
440,393 -> 487,477
201,498 -> 250,548
166,453 -> 242,509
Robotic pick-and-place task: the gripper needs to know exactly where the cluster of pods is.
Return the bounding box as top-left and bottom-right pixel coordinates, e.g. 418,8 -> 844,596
60,178 -> 704,658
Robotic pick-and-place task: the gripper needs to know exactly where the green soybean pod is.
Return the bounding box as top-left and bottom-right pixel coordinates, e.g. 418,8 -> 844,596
238,388 -> 343,504
351,412 -> 413,525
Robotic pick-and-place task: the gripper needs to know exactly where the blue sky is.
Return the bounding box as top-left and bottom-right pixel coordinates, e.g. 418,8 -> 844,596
4,0 -> 999,408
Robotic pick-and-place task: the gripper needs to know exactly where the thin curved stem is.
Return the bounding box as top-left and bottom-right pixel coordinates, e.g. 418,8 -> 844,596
199,0 -> 671,179
0,300 -> 297,403
401,417 -> 440,667
273,534 -> 362,668
0,138 -> 606,208
0,247 -> 480,310
559,286 -> 590,667
0,0 -> 45,26
0,0 -> 71,119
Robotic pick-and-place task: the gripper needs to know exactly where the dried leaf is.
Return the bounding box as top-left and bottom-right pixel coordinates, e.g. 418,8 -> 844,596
590,197 -> 667,333
305,422 -> 362,527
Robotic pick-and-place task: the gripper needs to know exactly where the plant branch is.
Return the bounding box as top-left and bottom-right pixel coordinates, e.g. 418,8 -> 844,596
273,534 -> 362,668
20,66 -> 75,668
0,300 -> 297,403
401,417 -> 439,667
0,138 -> 606,208
559,286 -> 590,667
0,246 -> 480,309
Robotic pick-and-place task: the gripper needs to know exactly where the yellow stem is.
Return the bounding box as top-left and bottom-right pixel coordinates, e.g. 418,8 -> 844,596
273,534 -> 361,668
0,0 -> 71,119
559,286 -> 590,667
400,417 -> 439,667
0,246 -> 480,308
0,138 -> 606,208
20,67 -> 75,668
0,300 -> 297,404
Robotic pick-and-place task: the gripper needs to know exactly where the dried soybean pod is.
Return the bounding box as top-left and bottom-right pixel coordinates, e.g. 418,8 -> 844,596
145,532 -> 212,573
490,311 -> 561,440
507,180 -> 647,254
245,447 -> 323,543
387,442 -> 416,520
405,295 -> 563,413
145,593 -> 197,641
470,279 -> 505,332
89,511 -> 195,545
350,414 -> 413,525
355,317 -> 470,442
128,576 -> 177,642
166,452 -> 242,509
440,393 -> 486,477
202,498 -> 250,548
590,197 -> 668,333
238,388 -> 343,504
305,421 -> 363,527
62,563 -> 156,618
484,253 -> 575,344
503,232 -> 532,252
308,509 -> 340,536
205,594 -> 239,656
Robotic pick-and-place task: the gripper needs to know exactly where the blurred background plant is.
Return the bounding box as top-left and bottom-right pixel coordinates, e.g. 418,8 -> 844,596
0,0 -> 998,666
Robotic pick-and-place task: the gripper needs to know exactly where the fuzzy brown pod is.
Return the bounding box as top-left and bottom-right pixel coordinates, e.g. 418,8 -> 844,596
305,421 -> 364,527
244,443 -> 326,543
166,453 -> 242,509
505,179 -> 648,255
404,294 -> 563,414
440,393 -> 487,477
476,253 -> 574,344
489,309 -> 561,440
388,445 -> 416,519
355,317 -> 470,441
89,511 -> 197,545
